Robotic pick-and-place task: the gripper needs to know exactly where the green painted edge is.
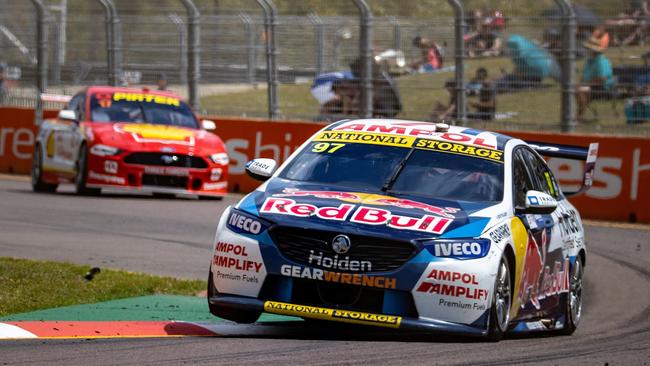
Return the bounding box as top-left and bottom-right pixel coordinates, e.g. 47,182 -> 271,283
0,295 -> 297,323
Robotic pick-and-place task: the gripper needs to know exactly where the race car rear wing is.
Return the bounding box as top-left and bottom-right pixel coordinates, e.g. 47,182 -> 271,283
527,141 -> 599,197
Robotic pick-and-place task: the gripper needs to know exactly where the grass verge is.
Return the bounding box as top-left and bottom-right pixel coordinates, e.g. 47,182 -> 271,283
0,257 -> 205,317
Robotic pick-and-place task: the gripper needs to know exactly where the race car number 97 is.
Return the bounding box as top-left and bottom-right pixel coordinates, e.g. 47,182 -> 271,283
311,142 -> 345,153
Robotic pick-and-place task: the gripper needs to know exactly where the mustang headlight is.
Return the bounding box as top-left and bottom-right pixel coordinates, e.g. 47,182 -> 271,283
90,144 -> 122,157
226,208 -> 270,236
210,152 -> 229,165
421,239 -> 490,260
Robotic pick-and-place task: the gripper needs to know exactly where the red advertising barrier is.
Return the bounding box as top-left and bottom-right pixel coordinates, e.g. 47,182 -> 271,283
1,107 -> 649,222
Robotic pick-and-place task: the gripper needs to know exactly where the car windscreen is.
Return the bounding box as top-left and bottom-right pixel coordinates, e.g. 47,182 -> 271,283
89,92 -> 198,128
279,140 -> 504,203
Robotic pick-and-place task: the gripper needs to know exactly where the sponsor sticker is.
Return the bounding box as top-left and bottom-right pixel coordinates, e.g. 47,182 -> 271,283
226,210 -> 266,235
415,139 -> 504,162
427,239 -> 490,259
280,264 -> 397,289
112,92 -> 180,106
211,230 -> 266,297
416,269 -> 490,301
143,166 -> 190,177
313,131 -> 416,148
260,197 -> 453,234
263,301 -> 402,328
88,171 -> 125,185
276,189 -> 459,219
488,223 -> 511,244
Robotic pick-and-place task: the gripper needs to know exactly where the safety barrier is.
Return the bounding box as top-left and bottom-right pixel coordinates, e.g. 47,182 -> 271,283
1,107 -> 648,222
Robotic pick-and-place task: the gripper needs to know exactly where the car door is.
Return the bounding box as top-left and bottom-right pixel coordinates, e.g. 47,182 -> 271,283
53,93 -> 85,175
515,147 -> 569,316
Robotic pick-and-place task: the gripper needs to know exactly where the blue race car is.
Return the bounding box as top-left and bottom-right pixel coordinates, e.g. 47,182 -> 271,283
207,119 -> 598,340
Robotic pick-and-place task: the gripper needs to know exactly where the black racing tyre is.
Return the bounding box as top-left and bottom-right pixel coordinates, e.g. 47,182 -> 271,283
152,192 -> 176,199
31,145 -> 58,193
560,256 -> 584,335
198,195 -> 223,201
487,256 -> 512,341
207,270 -> 261,324
75,144 -> 100,196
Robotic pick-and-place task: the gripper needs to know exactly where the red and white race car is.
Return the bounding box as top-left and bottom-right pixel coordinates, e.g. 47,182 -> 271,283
31,86 -> 229,198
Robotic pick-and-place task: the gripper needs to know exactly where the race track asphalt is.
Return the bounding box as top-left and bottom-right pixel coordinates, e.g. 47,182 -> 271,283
0,177 -> 648,365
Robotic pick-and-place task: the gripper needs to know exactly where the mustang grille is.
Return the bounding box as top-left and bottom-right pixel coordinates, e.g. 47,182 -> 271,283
142,174 -> 188,189
270,226 -> 416,273
124,153 -> 208,169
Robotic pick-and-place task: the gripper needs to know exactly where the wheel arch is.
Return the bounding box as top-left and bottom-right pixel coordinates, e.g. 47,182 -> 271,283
503,243 -> 516,296
579,248 -> 586,267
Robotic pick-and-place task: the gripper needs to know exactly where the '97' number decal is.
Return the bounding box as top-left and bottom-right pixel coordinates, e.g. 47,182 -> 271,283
311,142 -> 345,153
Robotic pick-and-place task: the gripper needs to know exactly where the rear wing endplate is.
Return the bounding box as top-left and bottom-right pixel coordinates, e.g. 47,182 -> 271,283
527,141 -> 599,197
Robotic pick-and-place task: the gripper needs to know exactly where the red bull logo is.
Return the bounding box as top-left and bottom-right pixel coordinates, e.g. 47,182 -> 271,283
518,230 -> 569,309
276,189 -> 458,219
260,197 -> 453,234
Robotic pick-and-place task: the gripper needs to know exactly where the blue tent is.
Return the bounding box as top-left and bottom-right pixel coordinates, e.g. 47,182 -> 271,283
507,34 -> 560,80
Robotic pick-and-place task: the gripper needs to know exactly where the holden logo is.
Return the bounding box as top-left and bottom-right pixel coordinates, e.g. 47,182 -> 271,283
331,235 -> 351,254
161,155 -> 177,164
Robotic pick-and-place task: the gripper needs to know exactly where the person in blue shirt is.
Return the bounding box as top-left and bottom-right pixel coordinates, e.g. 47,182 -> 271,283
577,36 -> 615,121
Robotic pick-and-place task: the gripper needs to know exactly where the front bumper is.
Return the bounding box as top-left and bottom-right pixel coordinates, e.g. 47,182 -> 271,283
209,295 -> 487,337
85,154 -> 228,196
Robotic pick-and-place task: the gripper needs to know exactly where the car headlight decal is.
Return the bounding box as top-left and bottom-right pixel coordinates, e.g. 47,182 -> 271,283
90,144 -> 121,156
210,152 -> 229,165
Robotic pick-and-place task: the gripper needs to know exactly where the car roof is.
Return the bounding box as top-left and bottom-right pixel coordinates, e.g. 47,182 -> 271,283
85,86 -> 183,99
325,119 -> 514,151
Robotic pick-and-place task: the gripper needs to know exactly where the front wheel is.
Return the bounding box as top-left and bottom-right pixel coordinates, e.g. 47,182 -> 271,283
560,257 -> 584,335
487,256 -> 512,341
207,270 -> 261,323
75,145 -> 100,196
31,146 -> 58,193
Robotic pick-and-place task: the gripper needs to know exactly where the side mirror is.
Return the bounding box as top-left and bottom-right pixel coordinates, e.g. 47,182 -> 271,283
520,190 -> 558,215
246,158 -> 277,181
58,109 -> 77,122
202,120 -> 216,131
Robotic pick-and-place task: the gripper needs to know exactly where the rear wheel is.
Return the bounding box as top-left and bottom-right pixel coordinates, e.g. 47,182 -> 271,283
207,270 -> 261,323
487,256 -> 512,341
560,257 -> 583,335
75,145 -> 100,196
31,146 -> 58,193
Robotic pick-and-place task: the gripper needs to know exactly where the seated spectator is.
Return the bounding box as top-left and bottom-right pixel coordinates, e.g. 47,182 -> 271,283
577,36 -> 615,121
320,79 -> 359,116
466,17 -> 504,57
467,68 -> 496,120
591,25 -> 611,50
431,80 -> 457,122
409,36 -> 444,72
606,0 -> 649,46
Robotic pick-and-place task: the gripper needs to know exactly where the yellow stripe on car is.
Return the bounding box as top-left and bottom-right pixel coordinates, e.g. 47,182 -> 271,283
263,301 -> 402,329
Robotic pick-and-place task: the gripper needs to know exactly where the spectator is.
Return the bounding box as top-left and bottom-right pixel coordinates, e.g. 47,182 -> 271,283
431,80 -> 457,122
468,68 -> 496,120
591,25 -> 611,50
409,36 -> 444,72
320,79 -> 359,116
157,72 -> 168,91
466,17 -> 504,57
606,0 -> 649,46
577,36 -> 615,121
